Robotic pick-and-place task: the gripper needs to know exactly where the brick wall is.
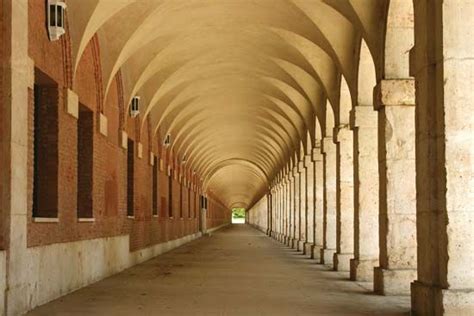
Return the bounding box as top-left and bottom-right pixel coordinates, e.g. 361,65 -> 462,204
26,0 -> 230,251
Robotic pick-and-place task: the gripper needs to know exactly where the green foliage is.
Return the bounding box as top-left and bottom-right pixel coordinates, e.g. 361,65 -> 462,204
232,208 -> 246,218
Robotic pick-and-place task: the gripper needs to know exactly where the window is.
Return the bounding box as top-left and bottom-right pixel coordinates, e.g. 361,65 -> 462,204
127,139 -> 134,217
32,68 -> 59,218
152,156 -> 158,216
77,104 -> 93,218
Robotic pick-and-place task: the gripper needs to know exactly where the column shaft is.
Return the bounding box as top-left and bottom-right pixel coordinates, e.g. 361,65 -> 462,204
350,106 -> 379,282
298,161 -> 306,251
314,147 -> 324,262
304,154 -> 316,257
322,137 -> 337,265
411,2 -> 474,314
334,126 -> 355,272
374,79 -> 417,295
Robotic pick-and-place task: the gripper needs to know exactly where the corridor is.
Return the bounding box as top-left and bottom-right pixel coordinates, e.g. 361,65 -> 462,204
28,225 -> 409,316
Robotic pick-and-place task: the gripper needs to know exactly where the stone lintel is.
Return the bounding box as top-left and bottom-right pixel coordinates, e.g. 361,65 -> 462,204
99,113 -> 108,137
121,131 -> 128,149
149,152 -> 155,166
65,89 -> 79,119
374,79 -> 415,110
137,142 -> 143,158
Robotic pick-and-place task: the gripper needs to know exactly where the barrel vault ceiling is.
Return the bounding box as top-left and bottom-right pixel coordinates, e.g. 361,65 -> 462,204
67,0 -> 386,210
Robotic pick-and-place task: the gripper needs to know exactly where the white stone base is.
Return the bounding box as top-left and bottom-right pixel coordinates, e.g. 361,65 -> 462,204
411,280 -> 474,316
350,258 -> 378,282
297,240 -> 305,252
8,224 -> 229,315
313,244 -> 323,263
291,238 -> 298,249
374,267 -> 416,295
303,242 -> 314,258
321,248 -> 336,266
333,253 -> 353,272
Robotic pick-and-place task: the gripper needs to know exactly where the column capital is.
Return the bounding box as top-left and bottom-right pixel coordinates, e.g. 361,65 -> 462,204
297,161 -> 305,172
350,106 -> 377,129
374,79 -> 415,110
312,147 -> 323,161
333,124 -> 351,143
292,166 -> 298,177
321,137 -> 334,154
304,154 -> 312,167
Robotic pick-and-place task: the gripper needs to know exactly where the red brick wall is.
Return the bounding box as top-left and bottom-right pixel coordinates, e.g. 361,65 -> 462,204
26,1 -> 230,251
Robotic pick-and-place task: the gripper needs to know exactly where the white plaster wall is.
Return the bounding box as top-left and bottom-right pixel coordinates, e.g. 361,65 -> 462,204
248,196 -> 268,232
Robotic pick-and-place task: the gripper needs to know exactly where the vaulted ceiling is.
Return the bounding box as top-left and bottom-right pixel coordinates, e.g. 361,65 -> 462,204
67,0 -> 386,210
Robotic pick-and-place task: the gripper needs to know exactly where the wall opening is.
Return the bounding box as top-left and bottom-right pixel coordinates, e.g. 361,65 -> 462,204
127,139 -> 134,217
77,104 -> 93,219
152,155 -> 158,216
232,208 -> 245,224
33,68 -> 59,218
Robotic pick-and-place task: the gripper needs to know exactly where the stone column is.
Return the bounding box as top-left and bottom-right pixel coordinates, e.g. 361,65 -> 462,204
374,79 -> 417,295
291,166 -> 300,249
285,173 -> 292,246
411,2 -> 474,314
266,191 -> 272,236
350,106 -> 379,282
304,154 -> 315,257
313,146 -> 324,262
321,137 -> 337,265
278,182 -> 283,241
334,126 -> 355,272
298,160 -> 307,251
3,1 -> 32,314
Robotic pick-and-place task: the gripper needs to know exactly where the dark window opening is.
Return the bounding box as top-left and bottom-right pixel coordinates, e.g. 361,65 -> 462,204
33,68 -> 59,218
49,5 -> 56,26
127,139 -> 134,217
152,156 -> 158,216
77,104 -> 93,218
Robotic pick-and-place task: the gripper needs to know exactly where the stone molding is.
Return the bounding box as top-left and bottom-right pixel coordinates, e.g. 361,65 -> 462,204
374,79 -> 415,110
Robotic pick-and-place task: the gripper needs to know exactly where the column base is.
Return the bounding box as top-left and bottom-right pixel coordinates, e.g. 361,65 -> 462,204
411,280 -> 474,316
303,242 -> 315,258
374,267 -> 416,295
321,248 -> 336,266
297,239 -> 305,252
313,244 -> 323,263
333,253 -> 353,272
350,258 -> 378,282
291,238 -> 298,249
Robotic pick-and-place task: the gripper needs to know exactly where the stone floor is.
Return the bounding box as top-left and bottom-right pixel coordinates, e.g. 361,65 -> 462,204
28,225 -> 410,316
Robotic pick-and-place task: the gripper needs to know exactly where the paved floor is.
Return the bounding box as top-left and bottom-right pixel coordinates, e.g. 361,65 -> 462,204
28,225 -> 410,316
